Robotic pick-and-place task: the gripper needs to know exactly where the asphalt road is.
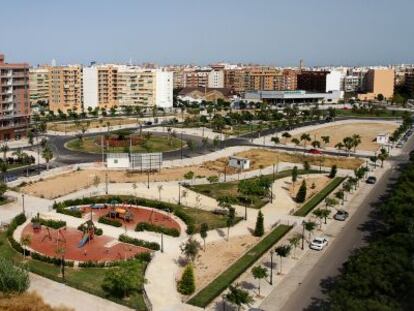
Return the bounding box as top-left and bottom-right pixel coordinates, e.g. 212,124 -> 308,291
268,132 -> 414,311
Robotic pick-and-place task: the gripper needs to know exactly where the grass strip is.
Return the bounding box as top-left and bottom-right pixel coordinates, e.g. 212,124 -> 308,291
294,177 -> 345,217
188,224 -> 292,307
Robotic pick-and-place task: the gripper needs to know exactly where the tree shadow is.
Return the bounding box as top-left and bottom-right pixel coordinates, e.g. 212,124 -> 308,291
240,280 -> 256,290
215,228 -> 226,238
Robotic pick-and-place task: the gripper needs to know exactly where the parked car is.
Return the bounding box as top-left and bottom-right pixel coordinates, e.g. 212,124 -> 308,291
396,142 -> 404,148
334,209 -> 349,221
310,237 -> 329,251
144,121 -> 152,126
366,176 -> 377,184
308,148 -> 322,155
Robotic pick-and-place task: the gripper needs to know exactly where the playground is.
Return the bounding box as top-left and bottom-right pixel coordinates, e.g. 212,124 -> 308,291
76,203 -> 181,232
21,223 -> 149,262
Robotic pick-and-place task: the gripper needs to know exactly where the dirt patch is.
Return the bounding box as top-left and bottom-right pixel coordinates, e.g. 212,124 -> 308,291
289,175 -> 331,201
202,148 -> 364,172
20,167 -> 218,199
291,122 -> 398,151
47,118 -> 139,132
191,235 -> 260,289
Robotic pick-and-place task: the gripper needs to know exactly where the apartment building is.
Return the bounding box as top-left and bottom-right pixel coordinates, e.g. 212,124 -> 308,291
83,65 -> 118,110
117,66 -> 140,106
224,68 -> 250,93
29,66 -> 49,105
0,54 -> 30,141
297,70 -> 342,93
183,69 -> 209,88
358,69 -> 395,100
48,65 -> 83,113
137,70 -> 173,108
404,70 -> 414,97
274,69 -> 298,91
208,68 -> 225,88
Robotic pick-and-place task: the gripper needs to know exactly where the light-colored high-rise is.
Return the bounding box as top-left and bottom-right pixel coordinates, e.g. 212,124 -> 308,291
48,65 -> 83,113
29,67 -> 49,105
83,65 -> 118,110
137,70 -> 173,108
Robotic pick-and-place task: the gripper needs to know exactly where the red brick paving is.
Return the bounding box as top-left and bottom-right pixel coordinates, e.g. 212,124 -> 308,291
21,225 -> 149,262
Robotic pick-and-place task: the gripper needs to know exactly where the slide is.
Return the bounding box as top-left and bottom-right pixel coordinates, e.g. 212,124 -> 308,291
78,234 -> 89,248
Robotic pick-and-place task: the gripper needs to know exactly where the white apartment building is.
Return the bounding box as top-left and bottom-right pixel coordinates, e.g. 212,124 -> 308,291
325,70 -> 343,92
82,66 -> 99,109
208,69 -> 225,88
154,70 -> 173,108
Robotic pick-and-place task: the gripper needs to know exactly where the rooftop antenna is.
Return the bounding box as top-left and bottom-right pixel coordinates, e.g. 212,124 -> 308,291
299,59 -> 304,71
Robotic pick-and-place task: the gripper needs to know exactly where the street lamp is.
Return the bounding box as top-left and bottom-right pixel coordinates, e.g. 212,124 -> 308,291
180,131 -> 183,160
269,249 -> 274,285
160,232 -> 164,253
22,194 -> 25,215
178,182 -> 181,205
244,205 -> 247,221
301,220 -> 306,250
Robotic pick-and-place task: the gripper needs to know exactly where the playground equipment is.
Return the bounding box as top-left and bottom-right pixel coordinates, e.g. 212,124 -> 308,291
108,203 -> 134,222
78,220 -> 95,248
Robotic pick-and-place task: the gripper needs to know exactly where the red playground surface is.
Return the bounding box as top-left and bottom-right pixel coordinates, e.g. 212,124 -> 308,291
81,204 -> 181,232
22,225 -> 150,262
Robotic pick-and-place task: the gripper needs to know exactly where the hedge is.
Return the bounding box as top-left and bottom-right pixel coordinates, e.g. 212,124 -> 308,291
31,217 -> 66,229
135,222 -> 180,237
58,195 -> 197,234
294,177 -> 345,217
31,252 -> 74,267
119,234 -> 160,251
98,216 -> 122,227
188,224 -> 292,307
78,252 -> 152,268
53,202 -> 82,218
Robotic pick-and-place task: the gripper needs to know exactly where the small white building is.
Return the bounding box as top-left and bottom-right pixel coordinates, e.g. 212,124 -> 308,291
106,153 -> 130,168
376,133 -> 390,145
229,156 -> 250,170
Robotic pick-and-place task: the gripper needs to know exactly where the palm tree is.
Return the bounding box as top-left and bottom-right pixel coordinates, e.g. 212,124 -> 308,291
300,133 -> 311,148
1,162 -> 8,182
312,208 -> 325,228
311,140 -> 321,149
378,148 -> 389,167
351,134 -> 362,153
335,142 -> 344,151
304,221 -> 317,241
291,138 -> 300,153
321,135 -> 330,148
41,146 -> 54,170
281,132 -> 291,144
275,244 -> 291,274
342,137 -> 354,156
288,233 -> 301,259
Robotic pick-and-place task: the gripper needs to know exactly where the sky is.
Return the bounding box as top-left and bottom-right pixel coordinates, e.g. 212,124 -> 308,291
1,0 -> 413,67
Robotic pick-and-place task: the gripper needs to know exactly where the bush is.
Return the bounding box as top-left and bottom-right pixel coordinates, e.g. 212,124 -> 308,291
135,222 -> 180,237
98,217 -> 122,227
31,252 -> 74,267
178,264 -> 196,295
0,258 -> 30,294
329,165 -> 337,178
119,234 -> 160,251
253,211 -> 264,237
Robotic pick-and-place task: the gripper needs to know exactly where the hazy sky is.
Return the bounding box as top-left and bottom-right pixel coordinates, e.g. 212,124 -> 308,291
1,0 -> 413,66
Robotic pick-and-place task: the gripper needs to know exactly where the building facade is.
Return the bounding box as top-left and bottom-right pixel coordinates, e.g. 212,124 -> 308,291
29,67 -> 49,105
0,54 -> 30,141
358,69 -> 395,100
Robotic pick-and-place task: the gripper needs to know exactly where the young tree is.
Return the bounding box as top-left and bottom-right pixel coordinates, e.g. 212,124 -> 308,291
1,144 -> 9,161
178,264 -> 196,295
0,162 -> 8,183
304,220 -> 317,241
225,284 -> 254,311
0,258 -> 30,294
183,170 -> 194,180
313,208 -> 330,227
351,134 -> 362,153
342,136 -> 354,156
254,210 -> 265,237
329,165 -> 337,178
321,135 -> 330,148
303,160 -> 310,171
226,207 -> 236,241
291,166 -> 298,188
291,138 -> 300,153
335,190 -> 345,205
275,245 -> 291,274
335,142 -> 344,151
271,136 -> 280,145
311,140 -> 321,149
180,238 -> 201,262
20,234 -> 32,259
378,148 -> 389,167
41,145 -> 53,170
300,133 -> 311,148
157,184 -> 163,201
296,180 -> 307,203
288,233 -> 301,259
200,223 -> 208,251
251,265 -> 268,296
207,175 -> 219,183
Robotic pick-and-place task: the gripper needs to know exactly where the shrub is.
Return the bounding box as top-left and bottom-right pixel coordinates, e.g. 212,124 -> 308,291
135,222 -> 180,237
31,217 -> 66,229
98,217 -> 122,227
254,211 -> 264,237
119,234 -> 160,251
178,264 -> 196,295
0,258 -> 30,294
329,165 -> 337,178
296,180 -> 307,203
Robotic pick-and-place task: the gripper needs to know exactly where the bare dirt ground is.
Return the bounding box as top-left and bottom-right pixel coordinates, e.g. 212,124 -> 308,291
288,175 -> 331,201
47,118 -> 139,132
191,235 -> 260,289
291,122 -> 398,151
202,148 -> 364,172
20,166 -> 218,199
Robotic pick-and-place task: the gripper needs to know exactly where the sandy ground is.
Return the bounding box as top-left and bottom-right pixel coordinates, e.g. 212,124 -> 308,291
47,118 -> 140,132
291,122 -> 398,151
202,148 -> 364,172
190,234 -> 260,289
288,175 -> 331,201
20,167 -> 218,199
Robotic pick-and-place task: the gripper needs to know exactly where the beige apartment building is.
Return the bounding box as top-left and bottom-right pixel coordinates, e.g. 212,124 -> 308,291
48,65 -> 83,113
117,66 -> 140,106
29,66 -> 49,105
358,69 -> 395,100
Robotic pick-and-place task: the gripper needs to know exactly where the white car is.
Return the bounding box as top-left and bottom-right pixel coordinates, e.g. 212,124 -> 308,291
310,237 -> 329,251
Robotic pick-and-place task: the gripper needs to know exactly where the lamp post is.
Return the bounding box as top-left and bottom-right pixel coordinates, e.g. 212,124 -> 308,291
301,220 -> 306,250
244,205 -> 247,221
105,171 -> 108,194
160,232 -> 164,253
178,182 -> 181,205
270,250 -> 274,285
22,194 -> 25,215
147,169 -> 150,189
180,131 -> 183,160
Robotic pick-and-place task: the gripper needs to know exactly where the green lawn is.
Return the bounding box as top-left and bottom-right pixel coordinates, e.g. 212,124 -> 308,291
294,177 -> 345,217
65,134 -> 183,154
189,169 -> 322,209
188,224 -> 292,308
0,231 -> 147,310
